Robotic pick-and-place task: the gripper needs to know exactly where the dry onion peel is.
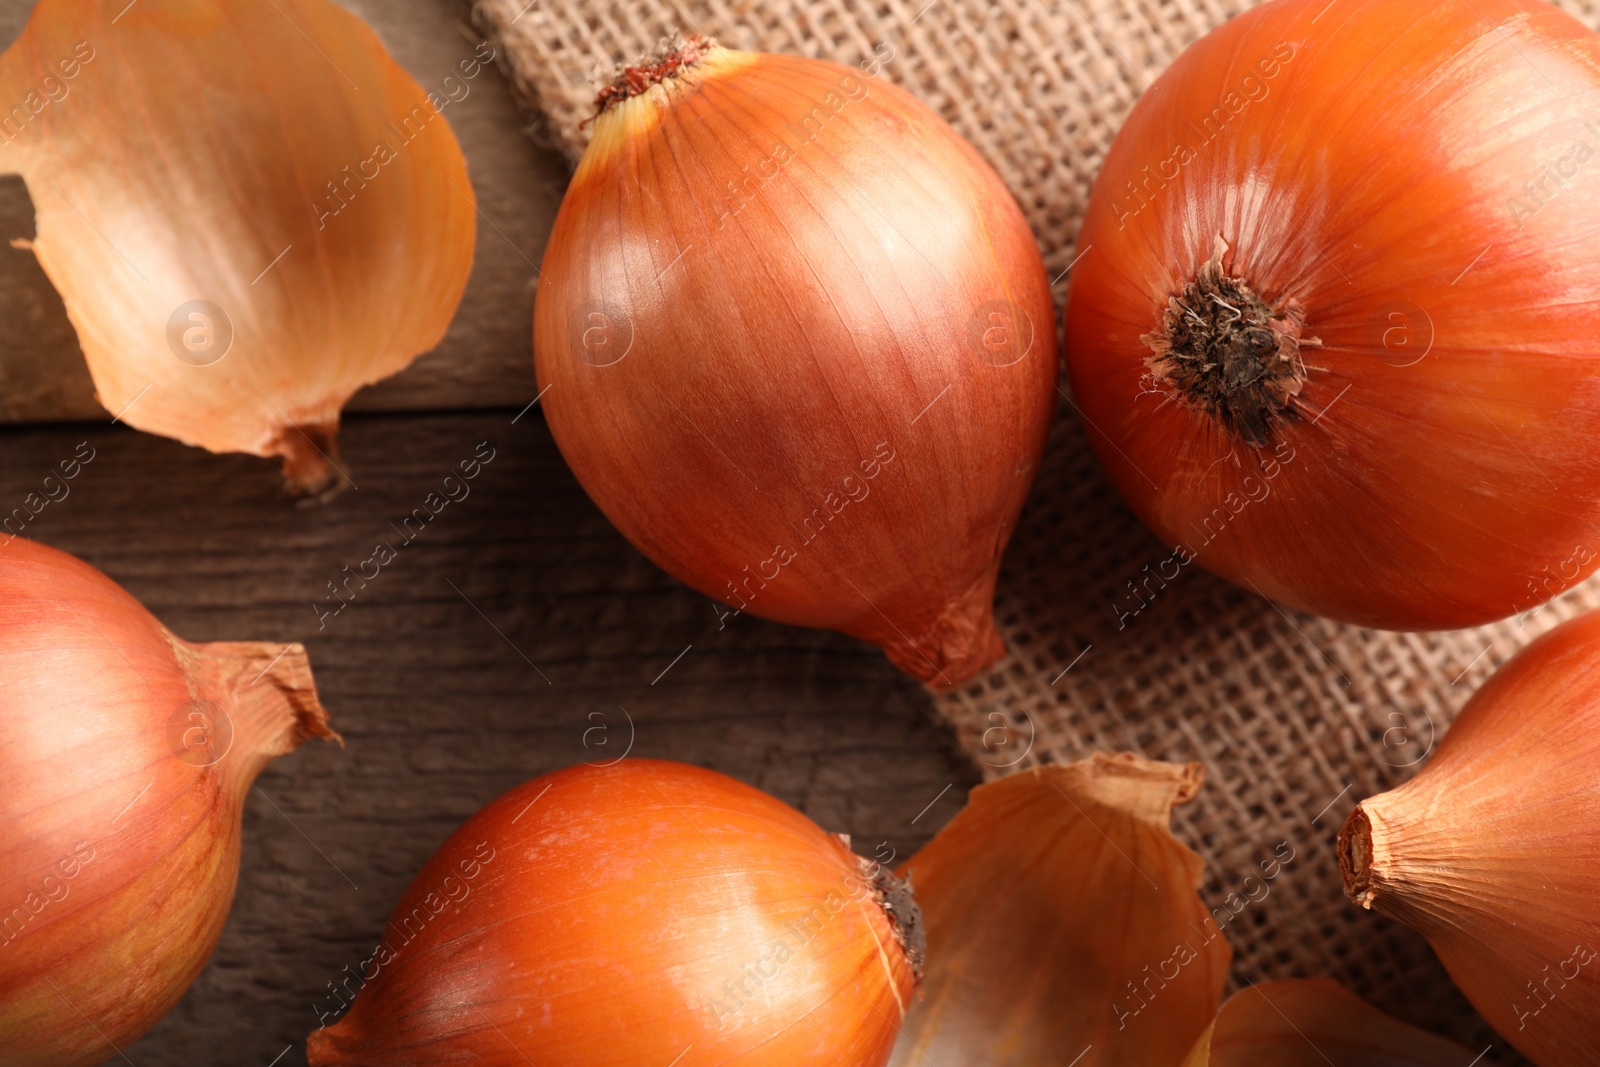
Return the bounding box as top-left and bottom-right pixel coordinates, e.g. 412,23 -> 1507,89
1063,0 -> 1600,628
1180,979 -> 1476,1066
889,752 -> 1230,1067
1339,609 -> 1600,1066
0,0 -> 476,492
307,759 -> 922,1066
534,37 -> 1057,688
0,538 -> 337,1067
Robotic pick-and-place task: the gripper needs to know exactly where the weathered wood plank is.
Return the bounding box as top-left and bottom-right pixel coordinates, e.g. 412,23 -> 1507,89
0,408 -> 974,1067
0,0 -> 566,424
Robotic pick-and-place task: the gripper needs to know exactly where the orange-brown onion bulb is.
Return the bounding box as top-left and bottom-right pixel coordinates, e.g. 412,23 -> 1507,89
307,759 -> 922,1067
0,538 -> 336,1067
0,0 -> 477,493
1340,608 -> 1600,1067
1062,0 -> 1600,629
534,37 -> 1057,688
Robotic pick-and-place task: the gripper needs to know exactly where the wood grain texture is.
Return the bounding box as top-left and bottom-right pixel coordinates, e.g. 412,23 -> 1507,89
0,409 -> 974,1067
0,0 -> 565,424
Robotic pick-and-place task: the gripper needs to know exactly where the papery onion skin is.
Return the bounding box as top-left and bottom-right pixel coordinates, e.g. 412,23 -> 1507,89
1339,609 -> 1600,1067
1063,0 -> 1600,629
889,753 -> 1230,1067
0,0 -> 476,492
534,39 -> 1056,688
1181,979 -> 1475,1066
307,759 -> 920,1067
0,538 -> 336,1067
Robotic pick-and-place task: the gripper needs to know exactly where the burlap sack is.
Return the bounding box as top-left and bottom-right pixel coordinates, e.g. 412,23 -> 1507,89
472,0 -> 1600,1055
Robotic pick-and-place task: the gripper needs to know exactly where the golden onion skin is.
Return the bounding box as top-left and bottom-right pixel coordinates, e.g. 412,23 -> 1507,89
1064,0 -> 1600,628
534,42 -> 1057,688
0,539 -> 334,1066
308,759 -> 919,1066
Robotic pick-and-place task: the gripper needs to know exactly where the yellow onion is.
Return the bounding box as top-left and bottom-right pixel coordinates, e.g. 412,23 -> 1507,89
1182,980 -> 1476,1066
307,759 -> 921,1066
890,753 -> 1230,1066
1062,0 -> 1600,628
1340,608 -> 1600,1066
0,0 -> 476,492
0,537 -> 336,1066
534,36 -> 1056,687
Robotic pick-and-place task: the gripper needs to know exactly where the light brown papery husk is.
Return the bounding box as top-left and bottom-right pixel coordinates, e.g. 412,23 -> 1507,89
0,0 -> 476,493
474,0 -> 1600,1055
889,752 -> 1229,1066
1181,979 -> 1477,1066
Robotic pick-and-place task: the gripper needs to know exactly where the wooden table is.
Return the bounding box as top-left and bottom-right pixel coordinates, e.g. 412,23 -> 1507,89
0,3 -> 977,1065
1,413 -> 974,1066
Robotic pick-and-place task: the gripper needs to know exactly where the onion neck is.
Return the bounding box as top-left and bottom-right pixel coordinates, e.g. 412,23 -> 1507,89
859,853 -> 926,987
1072,752 -> 1205,823
272,419 -> 344,498
594,34 -> 717,116
1338,795 -> 1461,935
1338,805 -> 1378,908
874,575 -> 1005,690
577,39 -> 756,188
1142,235 -> 1313,447
175,638 -> 339,802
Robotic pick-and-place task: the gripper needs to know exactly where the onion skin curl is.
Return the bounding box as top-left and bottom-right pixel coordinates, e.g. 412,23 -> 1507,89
0,0 -> 477,494
534,39 -> 1057,689
1063,0 -> 1600,629
307,759 -> 920,1067
1181,979 -> 1476,1066
890,753 -> 1230,1067
0,538 -> 336,1067
1340,609 -> 1600,1067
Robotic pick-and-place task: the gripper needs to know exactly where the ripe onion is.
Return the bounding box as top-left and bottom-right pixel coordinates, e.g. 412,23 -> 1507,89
1182,980 -> 1475,1066
0,537 -> 336,1067
307,759 -> 922,1066
1062,0 -> 1600,628
0,0 -> 477,492
1339,608 -> 1600,1067
534,36 -> 1056,687
890,753 -> 1230,1067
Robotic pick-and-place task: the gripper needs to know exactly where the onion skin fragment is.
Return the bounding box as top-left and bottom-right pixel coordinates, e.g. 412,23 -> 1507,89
0,0 -> 477,493
1340,609 -> 1600,1067
1063,0 -> 1600,629
1181,980 -> 1476,1067
889,753 -> 1230,1067
306,759 -> 919,1067
0,538 -> 336,1067
534,39 -> 1057,688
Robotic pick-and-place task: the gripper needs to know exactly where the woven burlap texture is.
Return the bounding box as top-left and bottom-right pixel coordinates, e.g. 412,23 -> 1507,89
474,0 -> 1600,1056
